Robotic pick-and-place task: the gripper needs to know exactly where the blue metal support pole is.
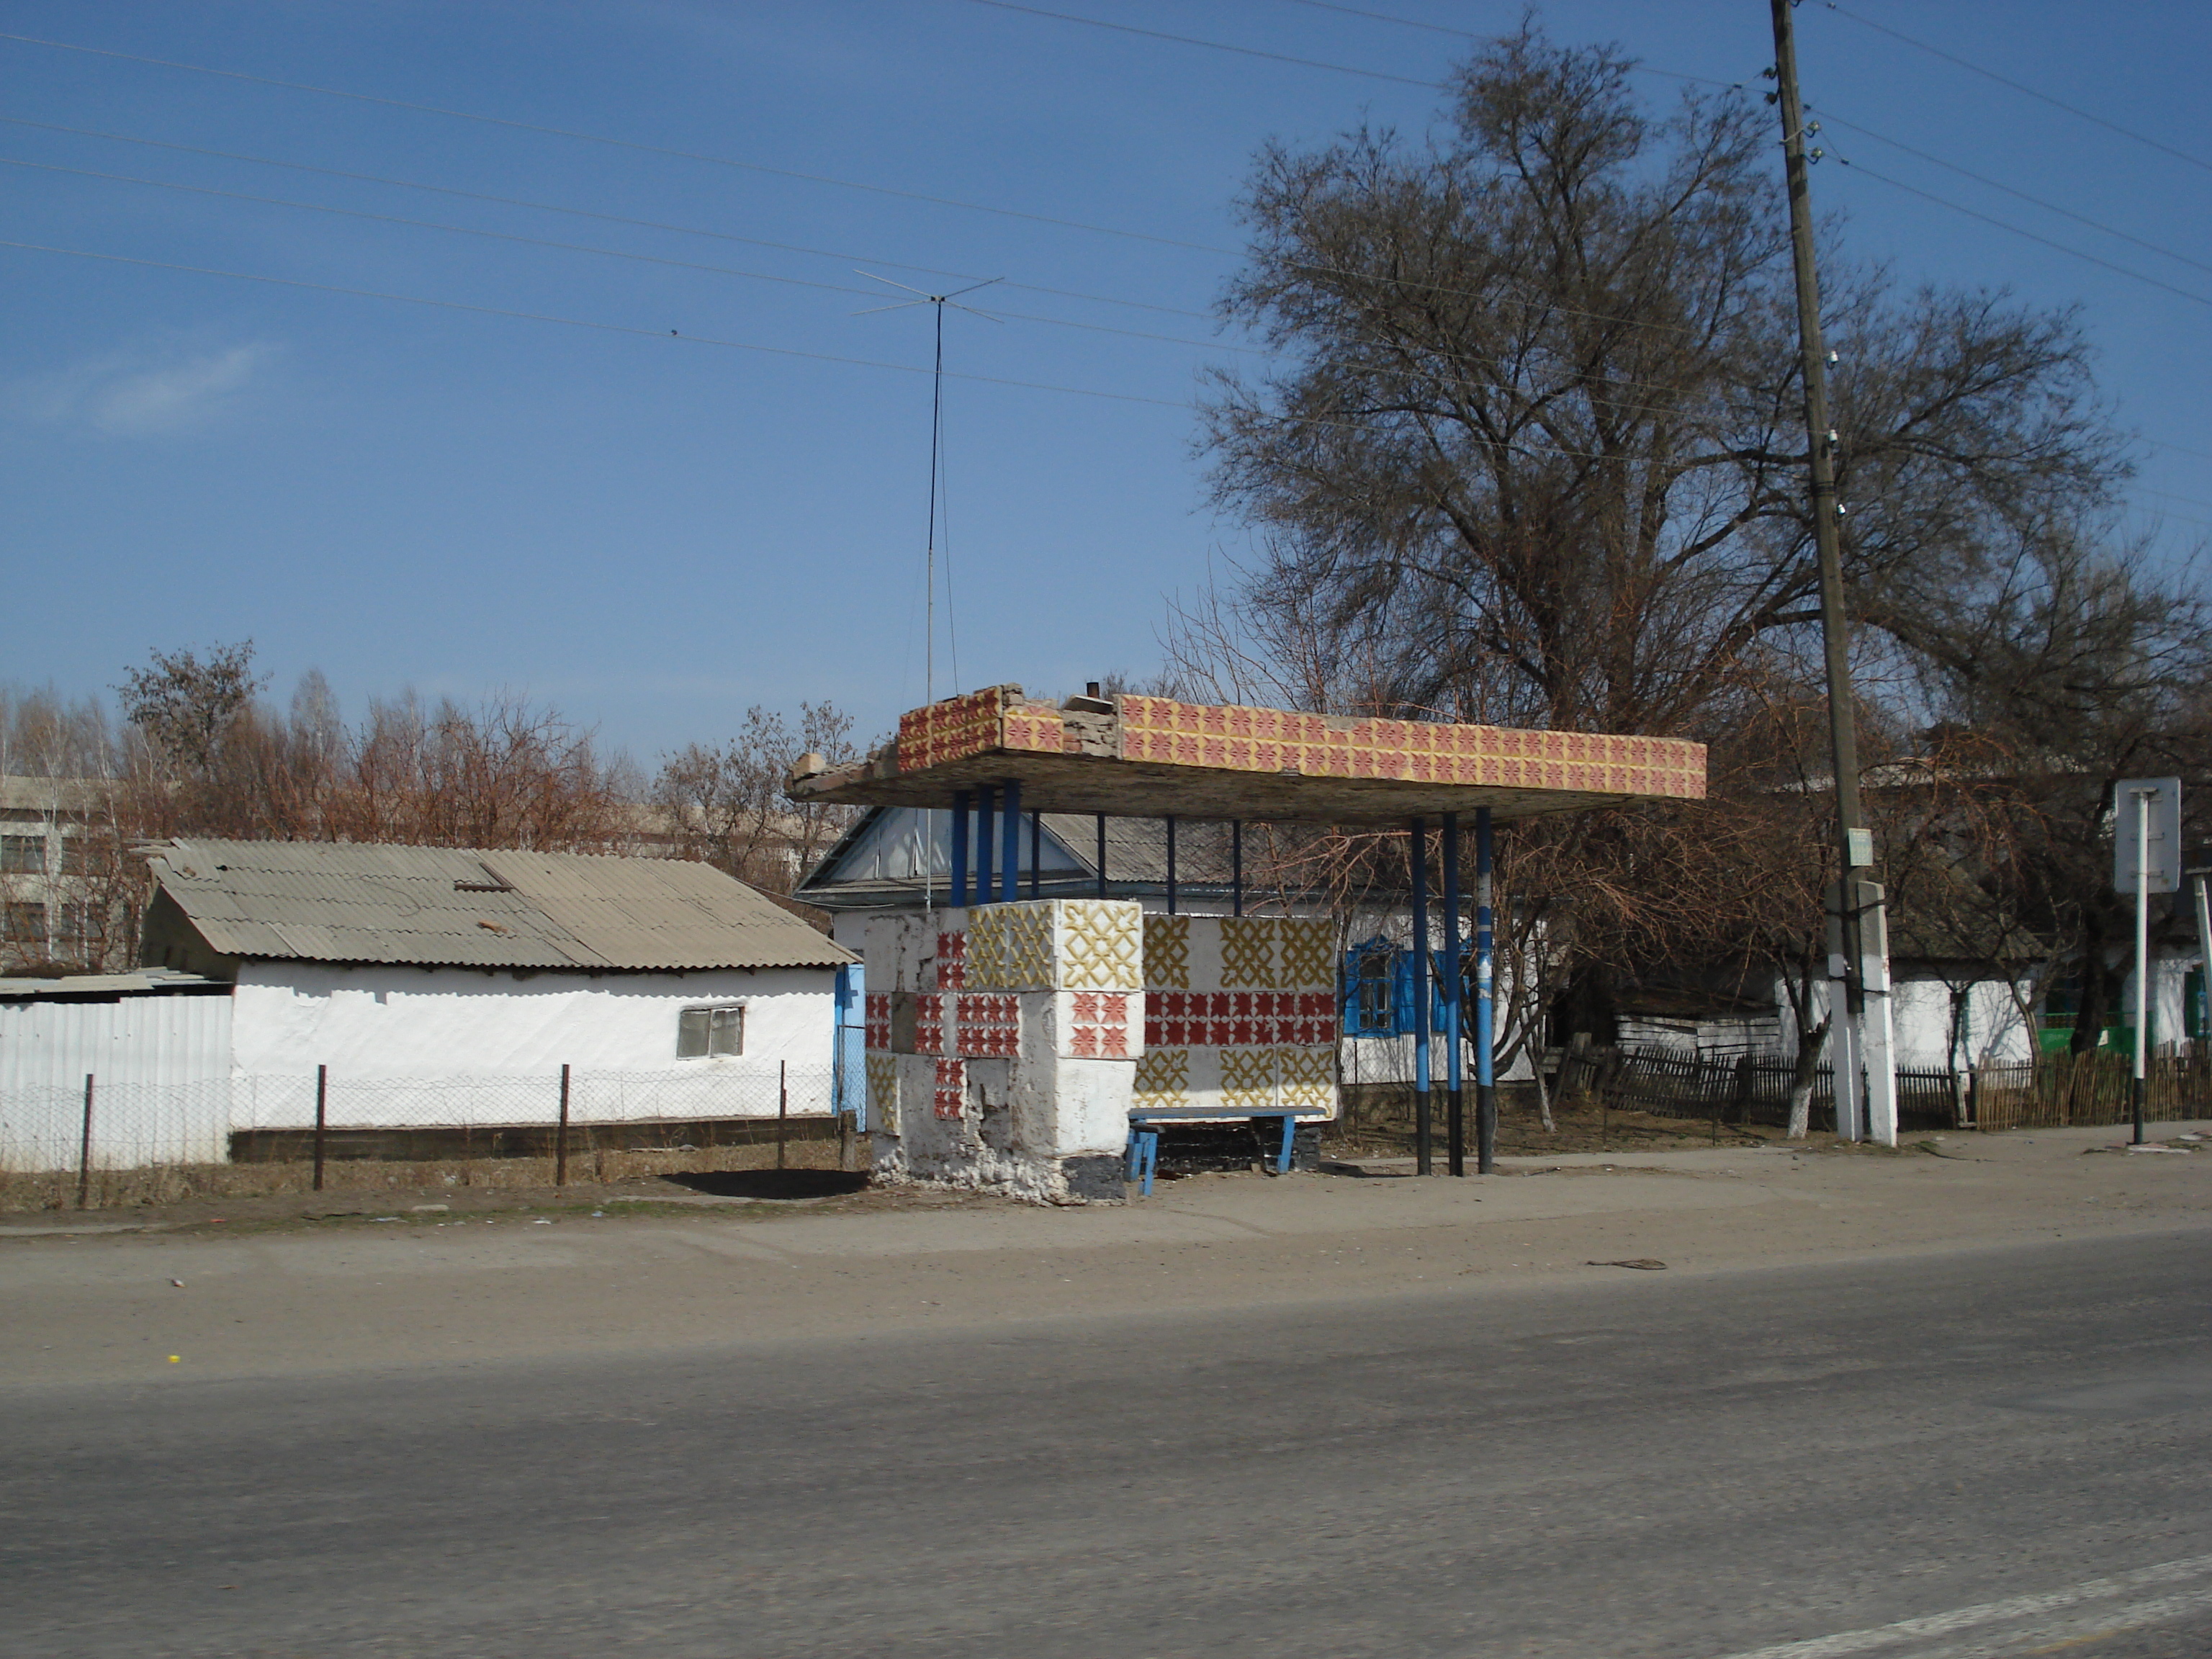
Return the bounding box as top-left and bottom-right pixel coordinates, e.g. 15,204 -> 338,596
1475,806 -> 1496,1174
1409,817 -> 1431,1177
1029,809 -> 1041,899
1096,814 -> 1108,899
975,786 -> 995,907
1442,811 -> 1466,1177
1165,816 -> 1178,915
950,790 -> 971,909
1232,820 -> 1244,917
999,778 -> 1022,903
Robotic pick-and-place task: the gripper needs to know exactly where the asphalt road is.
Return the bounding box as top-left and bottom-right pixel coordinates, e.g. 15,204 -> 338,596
7,1228 -> 2212,1658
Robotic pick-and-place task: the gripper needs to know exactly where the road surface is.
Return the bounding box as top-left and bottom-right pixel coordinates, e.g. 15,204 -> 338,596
6,1213 -> 2212,1656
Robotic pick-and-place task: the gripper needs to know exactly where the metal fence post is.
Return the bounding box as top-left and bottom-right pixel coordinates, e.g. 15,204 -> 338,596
77,1073 -> 94,1210
556,1063 -> 571,1187
778,1059 -> 788,1171
313,1064 -> 328,1192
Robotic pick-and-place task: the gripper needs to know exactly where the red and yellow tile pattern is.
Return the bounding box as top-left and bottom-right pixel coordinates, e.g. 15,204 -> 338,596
1115,697 -> 1704,800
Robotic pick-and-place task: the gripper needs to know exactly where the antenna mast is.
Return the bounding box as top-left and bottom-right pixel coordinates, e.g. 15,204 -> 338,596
855,272 -> 1002,703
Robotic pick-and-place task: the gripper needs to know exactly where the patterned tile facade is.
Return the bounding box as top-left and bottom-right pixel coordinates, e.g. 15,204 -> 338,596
935,930 -> 966,990
913,992 -> 943,1056
865,992 -> 890,1051
896,685 -> 1013,770
933,1057 -> 966,1120
966,902 -> 1055,992
1132,1048 -> 1189,1108
954,992 -> 1020,1058
1059,899 -> 1143,991
1069,991 -> 1132,1059
1218,917 -> 1276,989
878,690 -> 1705,806
866,1053 -> 897,1133
1143,990 -> 1334,1049
1276,917 -> 1334,993
1115,696 -> 1705,801
1142,914 -> 1190,989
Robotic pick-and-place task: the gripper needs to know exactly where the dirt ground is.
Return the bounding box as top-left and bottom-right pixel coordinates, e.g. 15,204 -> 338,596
1321,1092 -> 1845,1160
3,1094 -> 1929,1233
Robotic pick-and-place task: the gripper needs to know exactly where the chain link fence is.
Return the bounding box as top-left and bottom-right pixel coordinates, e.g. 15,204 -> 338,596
0,1064 -> 845,1210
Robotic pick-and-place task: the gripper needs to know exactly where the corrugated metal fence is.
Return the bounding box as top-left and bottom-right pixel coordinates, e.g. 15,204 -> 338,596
0,1064 -> 837,1174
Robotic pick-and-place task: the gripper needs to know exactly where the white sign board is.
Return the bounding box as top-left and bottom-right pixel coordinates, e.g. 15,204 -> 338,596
2115,777 -> 2182,894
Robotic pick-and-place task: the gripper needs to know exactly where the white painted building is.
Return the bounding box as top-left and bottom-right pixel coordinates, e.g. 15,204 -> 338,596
0,839 -> 855,1169
140,838 -> 853,1089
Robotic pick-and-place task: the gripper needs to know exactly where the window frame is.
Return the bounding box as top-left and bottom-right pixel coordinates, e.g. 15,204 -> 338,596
677,1002 -> 746,1059
0,834 -> 47,876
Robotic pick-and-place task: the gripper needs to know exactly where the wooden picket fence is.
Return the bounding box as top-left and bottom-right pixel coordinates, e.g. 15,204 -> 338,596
1969,1048 -> 2212,1130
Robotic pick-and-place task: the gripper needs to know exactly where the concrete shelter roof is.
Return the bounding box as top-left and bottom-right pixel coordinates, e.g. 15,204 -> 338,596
790,687 -> 1706,827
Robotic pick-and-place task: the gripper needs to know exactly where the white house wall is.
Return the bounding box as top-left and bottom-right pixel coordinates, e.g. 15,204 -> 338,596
228,963 -> 835,1129
0,992 -> 233,1167
1776,974 -> 2034,1069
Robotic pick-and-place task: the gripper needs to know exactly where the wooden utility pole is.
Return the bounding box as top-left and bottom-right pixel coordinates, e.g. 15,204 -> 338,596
1769,0 -> 1893,1143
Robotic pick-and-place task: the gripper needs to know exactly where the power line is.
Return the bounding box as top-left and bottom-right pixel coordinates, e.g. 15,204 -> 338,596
0,153 -> 1285,359
1827,151 -> 2212,310
1821,3 -> 2212,179
963,0 -> 1439,86
0,235 -> 1805,467
0,114 -> 1222,323
1812,109 -> 2212,279
7,233 -> 2200,536
0,234 -> 1199,410
0,32 -> 1721,345
1272,0 -> 1468,39
974,0 -> 1737,91
0,29 -> 1229,254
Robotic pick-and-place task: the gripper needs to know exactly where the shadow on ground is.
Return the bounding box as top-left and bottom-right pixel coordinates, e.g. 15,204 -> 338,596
661,1170 -> 872,1201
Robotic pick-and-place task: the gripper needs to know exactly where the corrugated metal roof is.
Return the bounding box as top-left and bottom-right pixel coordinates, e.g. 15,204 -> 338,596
145,840 -> 853,972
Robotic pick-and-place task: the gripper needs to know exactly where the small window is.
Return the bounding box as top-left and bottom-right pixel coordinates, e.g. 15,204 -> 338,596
1,835 -> 45,875
1,901 -> 47,943
678,1004 -> 745,1058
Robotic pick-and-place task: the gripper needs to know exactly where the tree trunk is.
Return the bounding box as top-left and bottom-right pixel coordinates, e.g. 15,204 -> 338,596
1786,1015 -> 1831,1141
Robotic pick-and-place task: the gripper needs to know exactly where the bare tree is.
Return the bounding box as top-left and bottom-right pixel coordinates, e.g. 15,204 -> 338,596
1184,21 -> 2140,1043
652,703 -> 860,893
115,642 -> 266,780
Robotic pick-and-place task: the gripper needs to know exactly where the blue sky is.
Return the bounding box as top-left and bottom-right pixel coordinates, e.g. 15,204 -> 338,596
4,1 -> 2208,765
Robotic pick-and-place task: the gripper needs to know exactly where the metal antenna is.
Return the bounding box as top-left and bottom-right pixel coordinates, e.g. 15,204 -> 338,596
855,271 -> 1001,703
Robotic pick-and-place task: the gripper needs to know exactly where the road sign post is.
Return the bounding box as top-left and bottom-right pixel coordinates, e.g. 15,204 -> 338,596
2116,778 -> 2182,1146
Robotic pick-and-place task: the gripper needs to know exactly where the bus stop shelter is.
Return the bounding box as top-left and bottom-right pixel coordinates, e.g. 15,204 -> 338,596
791,685 -> 1706,1177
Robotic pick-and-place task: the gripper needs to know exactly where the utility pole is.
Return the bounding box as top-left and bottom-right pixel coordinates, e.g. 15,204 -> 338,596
1768,0 -> 1894,1144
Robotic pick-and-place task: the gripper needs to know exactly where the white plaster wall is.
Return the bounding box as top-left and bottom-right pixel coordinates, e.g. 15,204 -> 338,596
230,962 -> 836,1081
2121,948 -> 2198,1050
1776,973 -> 2033,1068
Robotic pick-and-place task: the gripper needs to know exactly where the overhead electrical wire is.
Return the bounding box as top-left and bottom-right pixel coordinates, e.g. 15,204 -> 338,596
0,29 -> 1228,253
1810,110 -> 2212,279
982,0 -> 1735,89
10,18 -> 2208,511
961,0 -> 1439,86
0,114 -> 1220,324
0,153 -> 1289,359
1825,149 -> 2212,311
1821,2 -> 2212,179
0,30 -> 1735,345
0,235 -> 1809,468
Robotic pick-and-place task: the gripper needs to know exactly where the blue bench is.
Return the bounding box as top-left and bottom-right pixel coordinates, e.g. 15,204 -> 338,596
1123,1108 -> 1324,1194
